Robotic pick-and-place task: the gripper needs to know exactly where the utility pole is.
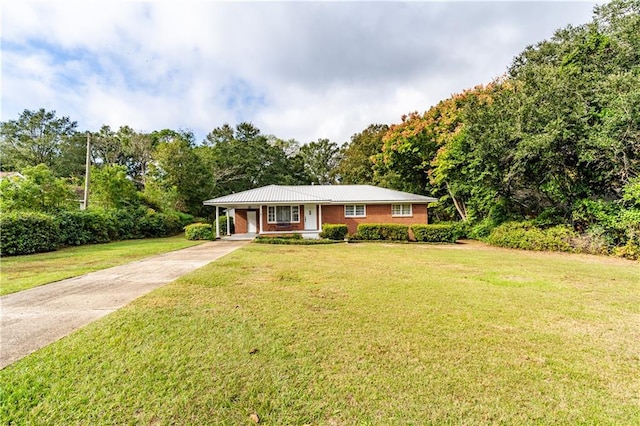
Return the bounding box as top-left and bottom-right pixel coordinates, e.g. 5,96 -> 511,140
83,132 -> 91,210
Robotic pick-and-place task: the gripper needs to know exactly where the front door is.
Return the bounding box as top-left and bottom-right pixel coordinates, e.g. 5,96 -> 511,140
304,204 -> 317,230
247,211 -> 257,233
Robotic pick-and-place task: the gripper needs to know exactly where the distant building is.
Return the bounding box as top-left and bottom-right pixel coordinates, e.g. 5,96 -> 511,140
0,172 -> 25,180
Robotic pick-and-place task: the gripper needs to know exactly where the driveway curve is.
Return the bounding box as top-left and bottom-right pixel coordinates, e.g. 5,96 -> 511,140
0,240 -> 249,369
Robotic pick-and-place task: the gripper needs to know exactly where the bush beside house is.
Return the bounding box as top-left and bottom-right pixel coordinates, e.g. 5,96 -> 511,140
354,224 -> 410,241
185,223 -> 214,240
320,224 -> 348,240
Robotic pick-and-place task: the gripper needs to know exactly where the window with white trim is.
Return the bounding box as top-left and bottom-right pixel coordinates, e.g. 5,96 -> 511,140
391,204 -> 412,217
344,204 -> 366,217
267,205 -> 300,223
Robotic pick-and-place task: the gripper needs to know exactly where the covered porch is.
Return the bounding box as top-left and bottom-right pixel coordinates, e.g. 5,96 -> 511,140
206,203 -> 324,239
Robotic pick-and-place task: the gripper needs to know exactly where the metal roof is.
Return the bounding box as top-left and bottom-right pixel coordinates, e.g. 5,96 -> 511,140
203,185 -> 438,206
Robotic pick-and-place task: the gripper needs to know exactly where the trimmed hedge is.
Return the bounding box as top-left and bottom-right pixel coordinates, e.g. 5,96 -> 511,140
319,224 -> 348,240
1,208 -> 191,256
0,212 -> 60,256
185,223 -> 214,240
254,234 -> 336,245
356,224 -> 409,241
411,224 -> 457,243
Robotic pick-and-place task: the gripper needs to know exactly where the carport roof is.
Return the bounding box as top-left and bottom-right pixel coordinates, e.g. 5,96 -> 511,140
203,185 -> 438,206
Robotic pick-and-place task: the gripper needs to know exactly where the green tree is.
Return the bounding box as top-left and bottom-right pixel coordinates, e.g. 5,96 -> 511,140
299,138 -> 341,184
116,126 -> 155,188
152,129 -> 211,215
203,122 -> 309,197
337,124 -> 388,185
89,164 -> 139,210
57,132 -> 89,180
90,125 -> 126,167
375,112 -> 439,196
0,164 -> 76,212
0,109 -> 77,175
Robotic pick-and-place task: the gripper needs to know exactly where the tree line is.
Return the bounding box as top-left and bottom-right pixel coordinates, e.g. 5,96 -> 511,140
1,0 -> 638,256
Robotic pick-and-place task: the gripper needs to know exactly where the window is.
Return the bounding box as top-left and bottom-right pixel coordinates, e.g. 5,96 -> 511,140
267,205 -> 300,223
344,204 -> 366,217
391,204 -> 412,217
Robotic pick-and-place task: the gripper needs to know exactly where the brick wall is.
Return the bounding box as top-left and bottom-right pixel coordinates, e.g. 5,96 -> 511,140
321,204 -> 428,234
235,209 -> 248,234
236,204 -> 428,235
260,205 -> 305,232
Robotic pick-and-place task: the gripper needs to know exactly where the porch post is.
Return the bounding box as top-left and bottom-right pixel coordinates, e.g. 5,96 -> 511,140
259,205 -> 264,234
226,212 -> 231,236
215,206 -> 220,239
318,204 -> 322,231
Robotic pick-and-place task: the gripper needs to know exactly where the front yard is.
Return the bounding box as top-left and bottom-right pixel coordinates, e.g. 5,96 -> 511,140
1,242 -> 638,424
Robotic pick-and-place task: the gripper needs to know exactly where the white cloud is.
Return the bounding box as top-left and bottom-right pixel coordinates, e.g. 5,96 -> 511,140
1,1 -> 598,144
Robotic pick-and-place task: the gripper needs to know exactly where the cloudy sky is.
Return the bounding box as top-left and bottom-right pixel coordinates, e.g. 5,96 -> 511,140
2,1 -> 597,145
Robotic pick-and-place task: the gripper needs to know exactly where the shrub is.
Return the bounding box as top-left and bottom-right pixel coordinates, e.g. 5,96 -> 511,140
356,224 -> 409,241
254,235 -> 336,245
570,226 -> 612,255
0,212 -> 59,256
486,222 -> 576,252
615,238 -> 639,260
215,215 -> 235,236
615,208 -> 640,260
571,199 -> 618,233
468,217 -> 497,239
450,221 -> 471,239
174,211 -> 195,228
55,209 -> 127,246
109,208 -> 141,240
319,224 -> 348,240
411,224 -> 457,243
83,209 -> 117,243
56,210 -> 92,246
138,209 -> 183,238
185,223 -> 214,240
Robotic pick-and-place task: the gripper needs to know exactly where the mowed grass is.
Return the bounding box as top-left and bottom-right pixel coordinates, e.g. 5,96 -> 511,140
0,235 -> 204,295
1,243 -> 639,424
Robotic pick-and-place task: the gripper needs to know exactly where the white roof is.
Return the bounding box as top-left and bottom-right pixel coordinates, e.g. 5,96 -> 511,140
203,185 -> 438,206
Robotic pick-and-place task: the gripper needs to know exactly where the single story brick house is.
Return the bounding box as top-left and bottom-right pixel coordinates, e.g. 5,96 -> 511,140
203,184 -> 438,238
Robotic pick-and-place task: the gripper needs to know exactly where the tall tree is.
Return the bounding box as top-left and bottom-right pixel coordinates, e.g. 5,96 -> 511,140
337,124 -> 388,185
375,112 -> 439,196
91,125 -> 125,166
299,138 -> 341,185
203,122 -> 309,196
117,126 -> 155,188
0,109 -> 77,175
151,129 -> 211,214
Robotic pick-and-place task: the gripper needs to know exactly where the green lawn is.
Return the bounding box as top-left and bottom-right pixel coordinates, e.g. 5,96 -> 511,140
1,243 -> 639,424
0,235 -> 205,295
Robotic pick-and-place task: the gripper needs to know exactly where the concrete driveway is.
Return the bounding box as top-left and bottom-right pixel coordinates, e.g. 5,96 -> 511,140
0,240 -> 249,369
